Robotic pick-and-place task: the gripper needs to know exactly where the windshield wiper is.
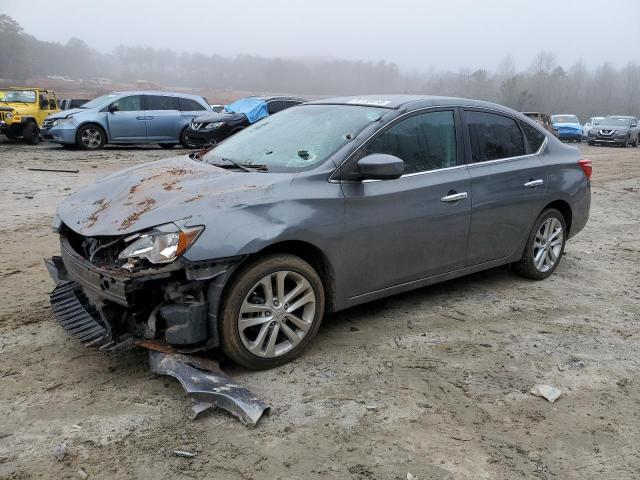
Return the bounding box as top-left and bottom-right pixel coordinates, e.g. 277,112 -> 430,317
217,157 -> 267,172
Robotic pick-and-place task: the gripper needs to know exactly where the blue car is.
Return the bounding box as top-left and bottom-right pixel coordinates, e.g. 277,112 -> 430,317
551,114 -> 582,143
41,91 -> 211,150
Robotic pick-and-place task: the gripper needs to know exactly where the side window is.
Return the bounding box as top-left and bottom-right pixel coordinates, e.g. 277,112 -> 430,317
112,95 -> 142,112
364,110 -> 457,174
267,101 -> 284,114
146,95 -> 178,110
518,120 -> 546,152
178,97 -> 206,111
466,111 -> 525,162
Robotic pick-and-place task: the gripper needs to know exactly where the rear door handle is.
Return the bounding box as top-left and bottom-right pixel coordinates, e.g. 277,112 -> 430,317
524,179 -> 544,188
441,192 -> 468,202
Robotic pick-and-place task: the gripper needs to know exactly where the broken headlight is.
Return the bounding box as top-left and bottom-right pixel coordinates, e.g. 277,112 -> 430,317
118,224 -> 203,264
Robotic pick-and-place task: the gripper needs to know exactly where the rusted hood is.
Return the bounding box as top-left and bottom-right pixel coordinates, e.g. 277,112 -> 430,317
58,156 -> 278,237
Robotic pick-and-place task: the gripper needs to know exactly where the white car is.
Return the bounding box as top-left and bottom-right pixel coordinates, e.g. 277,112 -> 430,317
582,116 -> 605,140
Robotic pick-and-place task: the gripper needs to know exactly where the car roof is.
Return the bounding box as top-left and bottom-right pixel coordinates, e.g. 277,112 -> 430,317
307,94 -> 519,114
250,95 -> 306,102
111,90 -> 205,100
4,87 -> 54,92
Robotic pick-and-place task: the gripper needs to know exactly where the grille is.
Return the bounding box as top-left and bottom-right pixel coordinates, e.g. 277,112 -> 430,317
50,281 -> 113,348
42,118 -> 55,129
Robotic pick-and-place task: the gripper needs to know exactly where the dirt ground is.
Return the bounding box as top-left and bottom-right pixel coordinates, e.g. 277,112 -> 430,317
1,138 -> 639,480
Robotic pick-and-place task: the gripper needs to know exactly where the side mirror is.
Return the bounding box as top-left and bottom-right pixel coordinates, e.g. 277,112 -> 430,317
357,154 -> 404,180
631,122 -> 638,128
108,104 -> 120,113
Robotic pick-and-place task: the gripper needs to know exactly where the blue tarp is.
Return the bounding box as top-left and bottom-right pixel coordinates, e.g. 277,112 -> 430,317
225,97 -> 269,124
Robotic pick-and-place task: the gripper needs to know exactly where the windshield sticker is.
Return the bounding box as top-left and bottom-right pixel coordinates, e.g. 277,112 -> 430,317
347,98 -> 391,106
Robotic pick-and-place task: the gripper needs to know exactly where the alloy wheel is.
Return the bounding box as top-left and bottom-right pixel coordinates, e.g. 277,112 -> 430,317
533,217 -> 563,273
238,270 -> 317,358
81,128 -> 102,148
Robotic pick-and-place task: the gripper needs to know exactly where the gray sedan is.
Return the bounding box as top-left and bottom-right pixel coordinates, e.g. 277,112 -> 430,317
47,95 -> 591,369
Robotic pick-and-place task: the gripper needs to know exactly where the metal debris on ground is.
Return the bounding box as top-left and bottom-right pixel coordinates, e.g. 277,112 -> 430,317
173,450 -> 196,458
148,350 -> 269,426
530,384 -> 562,403
559,357 -> 586,370
27,167 -> 79,173
53,441 -> 68,462
189,401 -> 216,421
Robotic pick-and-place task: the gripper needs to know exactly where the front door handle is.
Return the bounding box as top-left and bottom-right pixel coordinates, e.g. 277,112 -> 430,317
441,192 -> 468,202
524,179 -> 544,188
136,116 -> 146,120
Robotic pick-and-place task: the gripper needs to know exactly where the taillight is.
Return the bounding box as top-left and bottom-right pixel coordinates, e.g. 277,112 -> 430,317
579,158 -> 592,181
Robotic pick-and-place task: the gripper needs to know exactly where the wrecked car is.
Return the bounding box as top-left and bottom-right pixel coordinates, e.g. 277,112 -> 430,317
47,95 -> 591,370
184,96 -> 304,147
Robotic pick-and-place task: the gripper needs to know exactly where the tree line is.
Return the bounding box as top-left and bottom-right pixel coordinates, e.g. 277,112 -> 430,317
1,15 -> 638,120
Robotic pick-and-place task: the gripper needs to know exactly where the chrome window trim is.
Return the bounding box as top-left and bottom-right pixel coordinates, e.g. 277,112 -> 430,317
330,104 -> 548,183
466,136 -> 547,168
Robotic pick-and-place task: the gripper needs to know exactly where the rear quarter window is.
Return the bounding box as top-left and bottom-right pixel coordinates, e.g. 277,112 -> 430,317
179,98 -> 206,111
519,120 -> 546,152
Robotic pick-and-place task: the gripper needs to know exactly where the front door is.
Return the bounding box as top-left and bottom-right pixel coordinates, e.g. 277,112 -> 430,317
463,109 -> 549,266
340,109 -> 471,297
106,95 -> 146,141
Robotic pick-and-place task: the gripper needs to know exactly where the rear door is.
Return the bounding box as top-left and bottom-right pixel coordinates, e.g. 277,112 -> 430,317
341,109 -> 471,296
106,95 -> 146,141
143,95 -> 182,141
463,109 -> 548,266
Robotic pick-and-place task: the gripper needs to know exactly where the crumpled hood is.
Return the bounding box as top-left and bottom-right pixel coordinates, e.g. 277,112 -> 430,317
53,107 -> 87,120
58,156 -> 278,237
192,111 -> 246,124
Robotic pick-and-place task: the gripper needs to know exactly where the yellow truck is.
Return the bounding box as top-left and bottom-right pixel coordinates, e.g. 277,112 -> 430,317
0,87 -> 60,144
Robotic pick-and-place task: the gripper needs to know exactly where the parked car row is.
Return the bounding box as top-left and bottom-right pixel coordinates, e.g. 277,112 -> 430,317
520,110 -> 640,148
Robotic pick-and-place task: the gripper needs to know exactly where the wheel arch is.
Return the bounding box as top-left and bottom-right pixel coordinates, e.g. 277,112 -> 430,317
542,199 -> 573,235
233,240 -> 336,313
75,121 -> 110,143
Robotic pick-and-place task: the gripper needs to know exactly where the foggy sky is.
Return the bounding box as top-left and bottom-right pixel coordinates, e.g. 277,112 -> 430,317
2,0 -> 637,71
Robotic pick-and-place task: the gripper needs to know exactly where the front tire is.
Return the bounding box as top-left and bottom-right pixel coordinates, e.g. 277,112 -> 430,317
513,208 -> 566,280
22,122 -> 40,145
220,254 -> 325,370
76,124 -> 106,150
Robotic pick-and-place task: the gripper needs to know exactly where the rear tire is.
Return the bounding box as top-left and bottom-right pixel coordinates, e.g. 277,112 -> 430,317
513,208 -> 566,280
219,254 -> 325,370
22,121 -> 40,145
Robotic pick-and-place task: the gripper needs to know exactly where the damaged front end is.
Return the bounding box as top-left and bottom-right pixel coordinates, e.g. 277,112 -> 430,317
46,221 -> 239,352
